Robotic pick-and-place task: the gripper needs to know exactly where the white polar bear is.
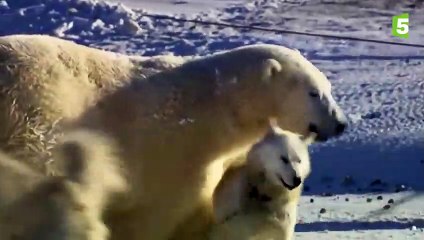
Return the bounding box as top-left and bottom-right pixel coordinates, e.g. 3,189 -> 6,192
0,34 -> 190,174
210,122 -> 313,240
0,130 -> 127,240
72,43 -> 347,240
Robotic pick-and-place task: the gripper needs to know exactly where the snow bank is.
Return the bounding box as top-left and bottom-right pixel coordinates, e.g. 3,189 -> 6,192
2,0 -> 423,57
0,0 -> 142,39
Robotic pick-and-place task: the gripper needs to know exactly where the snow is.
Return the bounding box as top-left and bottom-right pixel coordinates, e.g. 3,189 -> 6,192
1,0 -> 424,239
108,0 -> 250,14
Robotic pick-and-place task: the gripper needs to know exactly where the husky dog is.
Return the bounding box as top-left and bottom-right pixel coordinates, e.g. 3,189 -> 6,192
0,130 -> 127,240
211,121 -> 314,240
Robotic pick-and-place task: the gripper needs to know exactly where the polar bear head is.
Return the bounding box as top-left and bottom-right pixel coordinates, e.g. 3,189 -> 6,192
227,44 -> 347,142
247,122 -> 312,190
262,46 -> 347,141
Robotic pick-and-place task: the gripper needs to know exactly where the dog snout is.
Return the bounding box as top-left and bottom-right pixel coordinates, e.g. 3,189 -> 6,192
293,176 -> 302,188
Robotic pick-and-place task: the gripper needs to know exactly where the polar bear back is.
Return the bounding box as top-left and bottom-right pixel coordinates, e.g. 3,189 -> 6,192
0,35 -> 188,174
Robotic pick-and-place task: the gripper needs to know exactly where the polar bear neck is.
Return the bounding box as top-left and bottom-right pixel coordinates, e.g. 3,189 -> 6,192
121,61 -> 275,155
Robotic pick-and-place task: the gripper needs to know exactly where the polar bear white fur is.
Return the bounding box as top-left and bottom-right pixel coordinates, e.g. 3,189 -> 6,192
71,43 -> 347,240
209,123 -> 313,240
0,130 -> 127,240
0,34 -> 189,174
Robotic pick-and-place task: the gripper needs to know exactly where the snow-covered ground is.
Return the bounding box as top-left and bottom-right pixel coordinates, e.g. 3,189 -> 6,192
1,0 -> 423,239
108,0 -> 250,14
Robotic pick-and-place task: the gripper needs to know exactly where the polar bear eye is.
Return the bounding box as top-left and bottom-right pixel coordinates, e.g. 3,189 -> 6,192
280,156 -> 289,164
309,91 -> 319,98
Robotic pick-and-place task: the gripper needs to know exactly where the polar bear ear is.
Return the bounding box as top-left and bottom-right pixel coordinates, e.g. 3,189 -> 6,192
262,58 -> 282,83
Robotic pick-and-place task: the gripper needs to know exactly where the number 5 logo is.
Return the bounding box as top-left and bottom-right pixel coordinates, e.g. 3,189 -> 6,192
392,13 -> 409,39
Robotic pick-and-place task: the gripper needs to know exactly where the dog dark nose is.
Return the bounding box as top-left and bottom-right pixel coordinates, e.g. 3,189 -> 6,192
293,176 -> 302,188
335,122 -> 347,135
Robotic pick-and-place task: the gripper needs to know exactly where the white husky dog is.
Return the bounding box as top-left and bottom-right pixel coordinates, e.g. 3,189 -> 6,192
0,130 -> 127,240
210,121 -> 314,240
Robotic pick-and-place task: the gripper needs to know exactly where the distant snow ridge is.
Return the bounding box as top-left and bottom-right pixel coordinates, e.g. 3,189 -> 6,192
0,0 -> 142,38
0,0 -> 274,58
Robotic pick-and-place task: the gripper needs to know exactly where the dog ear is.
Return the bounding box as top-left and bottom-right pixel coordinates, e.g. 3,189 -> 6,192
262,118 -> 282,142
58,140 -> 86,184
268,117 -> 279,129
300,133 -> 316,145
262,58 -> 282,83
265,118 -> 279,134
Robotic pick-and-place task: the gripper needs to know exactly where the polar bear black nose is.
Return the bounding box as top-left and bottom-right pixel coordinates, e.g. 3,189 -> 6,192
293,176 -> 302,188
335,122 -> 347,135
308,123 -> 318,134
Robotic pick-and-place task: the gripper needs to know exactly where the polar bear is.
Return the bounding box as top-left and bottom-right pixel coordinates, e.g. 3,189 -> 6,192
70,43 -> 347,240
0,130 -> 127,240
209,123 -> 313,240
0,34 -> 189,174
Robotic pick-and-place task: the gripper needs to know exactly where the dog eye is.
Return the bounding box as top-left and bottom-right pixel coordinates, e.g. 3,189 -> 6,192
280,156 -> 289,164
309,91 -> 319,98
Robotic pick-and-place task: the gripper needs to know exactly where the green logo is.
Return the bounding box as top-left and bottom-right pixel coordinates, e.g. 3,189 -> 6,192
392,13 -> 409,39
